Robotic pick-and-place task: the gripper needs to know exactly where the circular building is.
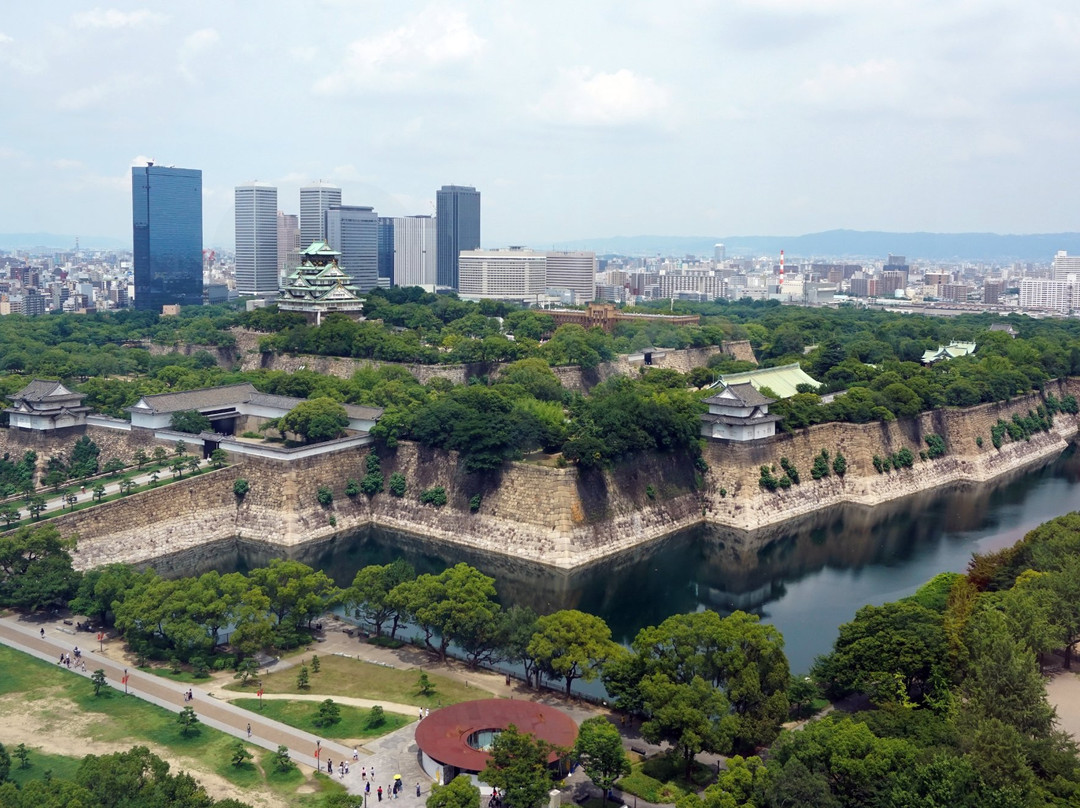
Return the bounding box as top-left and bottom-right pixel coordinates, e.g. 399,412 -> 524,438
415,699 -> 578,786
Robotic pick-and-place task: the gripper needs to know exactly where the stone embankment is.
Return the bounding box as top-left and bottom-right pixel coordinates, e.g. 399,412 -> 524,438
7,381 -> 1079,572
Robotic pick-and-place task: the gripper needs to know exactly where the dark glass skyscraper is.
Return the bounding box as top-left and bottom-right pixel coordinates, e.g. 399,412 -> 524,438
132,164 -> 203,311
436,185 -> 480,290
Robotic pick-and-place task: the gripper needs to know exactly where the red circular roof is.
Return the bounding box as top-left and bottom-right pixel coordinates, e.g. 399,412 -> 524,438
414,699 -> 578,772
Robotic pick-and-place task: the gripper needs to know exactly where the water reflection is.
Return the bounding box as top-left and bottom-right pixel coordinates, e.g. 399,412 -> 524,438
160,446 -> 1080,674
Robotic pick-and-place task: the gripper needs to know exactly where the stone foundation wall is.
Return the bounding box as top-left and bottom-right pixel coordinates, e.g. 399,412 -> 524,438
39,380 -> 1080,573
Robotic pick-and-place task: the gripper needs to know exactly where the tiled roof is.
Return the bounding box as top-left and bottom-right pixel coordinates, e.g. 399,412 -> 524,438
11,379 -> 81,402
130,383 -> 259,414
705,382 -> 774,407
711,362 -> 821,399
701,412 -> 781,425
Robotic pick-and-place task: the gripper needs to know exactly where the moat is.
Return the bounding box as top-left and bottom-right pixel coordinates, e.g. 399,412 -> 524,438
190,444 -> 1080,676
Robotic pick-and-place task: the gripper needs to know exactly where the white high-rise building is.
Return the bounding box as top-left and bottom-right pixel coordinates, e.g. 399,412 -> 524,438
1053,250 -> 1080,281
1019,277 -> 1076,313
299,181 -> 342,249
458,248 -> 547,301
234,182 -> 278,296
392,216 -> 437,288
714,243 -> 726,263
544,251 -> 596,304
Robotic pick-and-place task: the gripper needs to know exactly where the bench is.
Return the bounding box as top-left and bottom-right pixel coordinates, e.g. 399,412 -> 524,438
630,745 -> 648,756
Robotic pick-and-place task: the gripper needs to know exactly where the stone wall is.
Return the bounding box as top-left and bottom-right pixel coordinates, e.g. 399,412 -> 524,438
721,340 -> 757,364
39,379 -> 1080,573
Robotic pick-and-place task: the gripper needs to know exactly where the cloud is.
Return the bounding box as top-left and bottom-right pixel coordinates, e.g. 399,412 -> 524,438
70,8 -> 167,29
799,59 -> 907,111
57,74 -> 152,111
0,31 -> 46,73
314,7 -> 484,94
535,68 -> 671,127
179,28 -> 220,82
52,158 -> 84,170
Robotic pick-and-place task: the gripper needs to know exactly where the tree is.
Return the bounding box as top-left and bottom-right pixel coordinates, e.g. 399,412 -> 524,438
346,559 -> 415,638
573,717 -> 630,804
119,479 -> 135,496
152,446 -> 168,464
13,743 -> 29,770
209,448 -> 227,468
273,745 -> 294,773
395,563 -> 502,662
0,743 -> 8,783
133,449 -> 150,469
233,478 -> 249,498
500,604 -> 540,688
229,739 -> 253,768
91,669 -> 108,696
297,665 -> 310,690
91,483 -> 105,502
427,775 -> 481,808
174,439 -> 187,457
28,496 -> 46,520
366,705 -> 386,728
170,409 -> 212,434
169,458 -> 186,479
314,698 -> 341,727
1,506 -> 20,527
177,705 -> 199,736
640,674 -> 735,775
388,471 -> 407,497
279,397 -> 350,444
0,524 -> 79,611
68,435 -> 100,478
417,671 -> 435,696
528,609 -> 617,697
247,558 -> 338,629
480,724 -> 558,808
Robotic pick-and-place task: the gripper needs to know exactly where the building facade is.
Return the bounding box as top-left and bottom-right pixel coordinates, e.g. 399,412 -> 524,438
436,185 -> 480,289
1053,250 -> 1080,282
299,182 -> 342,249
1019,278 -> 1075,313
277,212 -> 300,280
392,215 -> 437,288
458,247 -> 545,301
544,251 -> 596,304
377,217 -> 395,285
325,205 -> 378,292
132,164 -> 203,311
235,182 -> 278,296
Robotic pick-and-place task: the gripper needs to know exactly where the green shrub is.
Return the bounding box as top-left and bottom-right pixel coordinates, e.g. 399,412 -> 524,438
469,493 -> 482,512
832,452 -> 847,476
924,433 -> 947,459
360,472 -> 384,496
345,478 -> 360,498
975,435 -> 983,447
316,486 -> 333,507
233,478 -> 249,498
779,457 -> 800,484
420,486 -> 447,507
645,484 -> 657,500
758,465 -> 779,491
388,472 -> 406,497
810,449 -> 830,480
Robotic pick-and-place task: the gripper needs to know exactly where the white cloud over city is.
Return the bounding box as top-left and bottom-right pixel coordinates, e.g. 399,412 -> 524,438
2,0 -> 1079,248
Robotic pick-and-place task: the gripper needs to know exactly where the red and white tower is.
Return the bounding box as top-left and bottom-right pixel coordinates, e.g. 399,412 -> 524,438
779,250 -> 784,288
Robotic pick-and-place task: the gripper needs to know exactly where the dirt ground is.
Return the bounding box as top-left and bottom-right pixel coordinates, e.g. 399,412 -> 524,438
0,691 -> 291,808
1047,671 -> 1080,742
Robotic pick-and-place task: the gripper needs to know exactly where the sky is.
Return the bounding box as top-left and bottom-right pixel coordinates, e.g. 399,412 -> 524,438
2,0 -> 1079,250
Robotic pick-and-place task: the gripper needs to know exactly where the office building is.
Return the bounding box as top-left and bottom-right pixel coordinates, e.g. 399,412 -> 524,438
277,212 -> 300,279
458,247 -> 545,301
714,243 -> 725,263
235,182 -> 278,296
984,279 -> 1006,304
1019,278 -> 1075,313
544,251 -> 596,304
132,163 -> 203,311
393,216 -> 437,288
299,182 -> 341,249
377,217 -> 395,284
436,185 -> 480,289
325,205 -> 378,292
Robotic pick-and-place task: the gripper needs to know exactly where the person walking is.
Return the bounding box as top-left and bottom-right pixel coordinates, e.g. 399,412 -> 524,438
416,782 -> 421,798
365,782 -> 370,796
40,628 -> 44,639
246,723 -> 252,738
362,766 -> 366,780
353,747 -> 359,762
377,786 -> 383,802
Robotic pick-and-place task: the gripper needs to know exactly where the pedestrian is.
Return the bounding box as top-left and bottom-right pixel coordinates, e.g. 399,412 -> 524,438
416,782 -> 421,798
365,781 -> 370,795
327,759 -> 333,774
73,646 -> 80,659
371,766 -> 375,780
339,762 -> 344,778
353,747 -> 359,762
419,707 -> 423,721
57,652 -> 64,665
377,786 -> 383,802
362,766 -> 367,780
424,707 -> 430,719
40,628 -> 44,639
187,688 -> 193,702
345,762 -> 350,775
247,723 -> 252,738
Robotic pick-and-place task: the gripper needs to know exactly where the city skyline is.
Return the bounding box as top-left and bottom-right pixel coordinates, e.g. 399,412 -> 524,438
2,2 -> 1080,248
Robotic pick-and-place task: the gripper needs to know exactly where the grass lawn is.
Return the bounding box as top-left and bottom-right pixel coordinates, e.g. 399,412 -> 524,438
0,645 -> 341,806
232,698 -> 411,740
224,654 -> 489,707
6,747 -> 82,787
617,755 -> 715,803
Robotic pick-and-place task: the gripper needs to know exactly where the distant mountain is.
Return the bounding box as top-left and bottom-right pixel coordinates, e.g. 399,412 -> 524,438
0,233 -> 129,251
551,230 -> 1080,262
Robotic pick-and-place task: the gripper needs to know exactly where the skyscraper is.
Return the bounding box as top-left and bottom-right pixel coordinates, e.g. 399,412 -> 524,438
325,205 -> 378,292
299,181 -> 341,249
235,182 -> 278,296
436,185 -> 480,290
392,216 -> 437,288
277,211 -> 300,279
377,217 -> 396,285
132,163 -> 203,311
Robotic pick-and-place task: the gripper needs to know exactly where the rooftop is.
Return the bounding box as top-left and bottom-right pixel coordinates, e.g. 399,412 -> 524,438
712,363 -> 822,399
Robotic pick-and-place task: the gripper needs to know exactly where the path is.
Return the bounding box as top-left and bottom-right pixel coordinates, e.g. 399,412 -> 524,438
1047,670 -> 1080,743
